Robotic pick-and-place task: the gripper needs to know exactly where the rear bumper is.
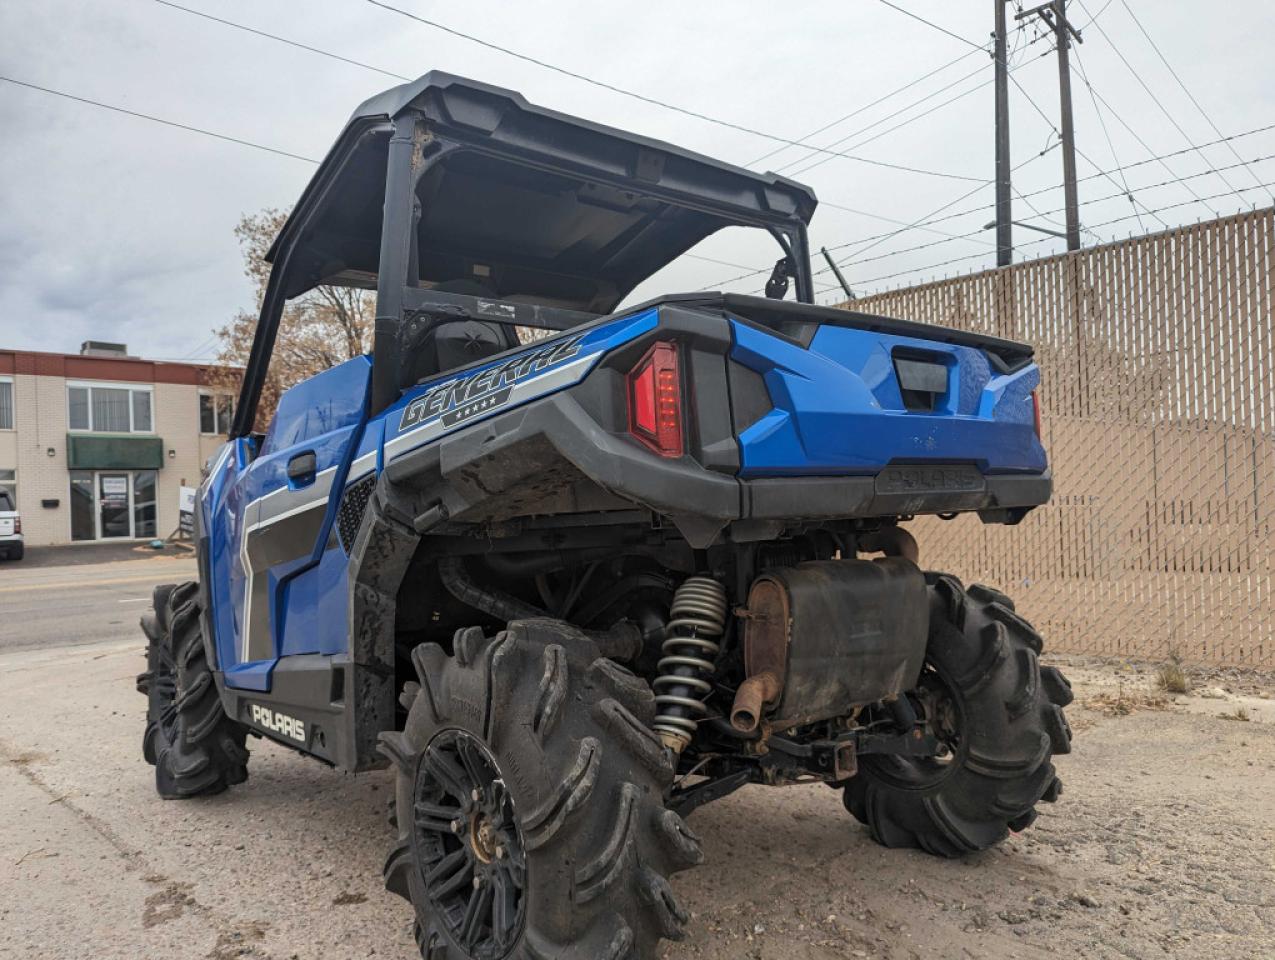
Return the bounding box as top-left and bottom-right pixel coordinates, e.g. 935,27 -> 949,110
380,300 -> 1050,543
384,386 -> 1051,539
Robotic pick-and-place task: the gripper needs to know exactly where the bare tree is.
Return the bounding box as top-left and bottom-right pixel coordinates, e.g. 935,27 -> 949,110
210,209 -> 374,430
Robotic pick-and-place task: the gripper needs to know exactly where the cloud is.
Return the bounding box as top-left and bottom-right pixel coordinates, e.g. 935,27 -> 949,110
1,0 -> 1272,361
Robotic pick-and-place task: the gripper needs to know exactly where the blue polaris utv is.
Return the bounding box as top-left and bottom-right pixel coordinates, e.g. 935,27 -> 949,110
138,73 -> 1072,960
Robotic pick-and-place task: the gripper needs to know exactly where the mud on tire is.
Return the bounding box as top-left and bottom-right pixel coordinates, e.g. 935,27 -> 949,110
382,619 -> 703,960
843,576 -> 1073,857
139,581 -> 249,798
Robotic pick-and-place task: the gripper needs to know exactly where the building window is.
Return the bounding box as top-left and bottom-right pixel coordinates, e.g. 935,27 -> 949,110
0,468 -> 15,506
67,383 -> 154,434
199,392 -> 234,435
69,469 -> 158,540
133,470 -> 157,538
70,472 -> 94,541
0,377 -> 13,430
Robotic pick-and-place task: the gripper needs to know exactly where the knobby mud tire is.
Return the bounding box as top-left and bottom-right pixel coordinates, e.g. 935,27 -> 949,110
139,581 -> 249,798
383,619 -> 702,960
844,576 -> 1073,857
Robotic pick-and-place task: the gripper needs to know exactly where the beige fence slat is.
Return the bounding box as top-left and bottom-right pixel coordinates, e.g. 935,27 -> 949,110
849,207 -> 1275,668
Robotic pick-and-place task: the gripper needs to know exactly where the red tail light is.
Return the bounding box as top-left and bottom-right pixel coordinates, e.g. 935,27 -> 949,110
1031,389 -> 1042,439
13,516 -> 20,534
627,341 -> 683,458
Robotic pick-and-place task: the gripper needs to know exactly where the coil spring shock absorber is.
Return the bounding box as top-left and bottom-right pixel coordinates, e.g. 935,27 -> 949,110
653,576 -> 727,752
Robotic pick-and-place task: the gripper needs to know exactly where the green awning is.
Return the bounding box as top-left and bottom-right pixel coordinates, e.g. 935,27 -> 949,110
66,434 -> 164,470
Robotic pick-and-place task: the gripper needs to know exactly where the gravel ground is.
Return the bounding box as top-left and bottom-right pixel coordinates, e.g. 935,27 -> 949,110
2,640 -> 1272,960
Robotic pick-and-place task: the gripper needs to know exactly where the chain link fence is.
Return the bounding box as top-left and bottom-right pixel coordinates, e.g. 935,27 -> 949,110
849,207 -> 1274,668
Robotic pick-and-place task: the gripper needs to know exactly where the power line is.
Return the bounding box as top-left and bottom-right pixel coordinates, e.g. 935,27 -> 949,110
874,0 -> 988,52
148,0 -> 1057,260
786,25 -> 1052,183
711,139 -> 1068,290
1068,51 -> 1217,216
0,74 -> 321,164
870,0 -> 1167,244
747,48 -> 984,168
1118,0 -> 1268,193
15,8 -> 1272,300
829,122 -> 1275,255
142,1 -> 1014,271
781,62 -> 993,179
1070,43 -> 1149,231
156,0 -> 988,184
869,1 -> 1096,251
1078,0 -> 1118,28
1028,118 -> 1275,201
673,143 -> 1275,296
365,0 -> 983,183
1005,68 -> 1166,228
817,144 -> 1071,279
846,179 -> 1275,291
816,200 -> 999,248
827,152 -> 1275,275
152,0 -> 409,81
1075,0 -> 1245,202
797,141 -> 1275,290
0,63 -> 994,296
0,16 -> 1005,284
815,121 -> 1275,264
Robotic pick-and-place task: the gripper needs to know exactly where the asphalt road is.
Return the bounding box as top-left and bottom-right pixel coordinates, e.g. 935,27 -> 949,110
0,552 -> 196,653
2,556 -> 1272,959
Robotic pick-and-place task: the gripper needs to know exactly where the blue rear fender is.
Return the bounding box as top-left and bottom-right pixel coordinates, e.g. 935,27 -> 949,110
730,319 -> 1045,478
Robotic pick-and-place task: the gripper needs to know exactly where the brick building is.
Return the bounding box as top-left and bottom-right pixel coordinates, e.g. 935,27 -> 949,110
0,341 -> 236,546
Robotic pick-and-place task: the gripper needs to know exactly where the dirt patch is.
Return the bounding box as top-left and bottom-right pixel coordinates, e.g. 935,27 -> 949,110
669,661 -> 1275,960
1218,706 -> 1254,722
1083,686 -> 1174,717
206,921 -> 269,960
1,642 -> 1272,959
6,749 -> 48,767
141,880 -> 195,929
332,891 -> 368,906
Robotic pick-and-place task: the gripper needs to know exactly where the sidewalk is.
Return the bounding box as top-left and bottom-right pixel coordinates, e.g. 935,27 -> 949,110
13,540 -> 194,569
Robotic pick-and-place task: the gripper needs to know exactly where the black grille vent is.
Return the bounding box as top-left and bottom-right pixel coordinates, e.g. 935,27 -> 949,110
337,473 -> 377,552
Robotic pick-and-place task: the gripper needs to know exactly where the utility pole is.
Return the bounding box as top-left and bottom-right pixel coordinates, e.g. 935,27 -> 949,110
1017,0 -> 1083,251
994,0 -> 1013,266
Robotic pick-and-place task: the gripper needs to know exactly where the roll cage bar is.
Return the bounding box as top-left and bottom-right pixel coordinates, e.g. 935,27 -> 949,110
231,73 -> 818,438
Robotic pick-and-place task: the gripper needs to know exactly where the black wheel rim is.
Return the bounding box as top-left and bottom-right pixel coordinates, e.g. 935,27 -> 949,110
412,729 -> 527,959
150,643 -> 179,743
863,662 -> 966,790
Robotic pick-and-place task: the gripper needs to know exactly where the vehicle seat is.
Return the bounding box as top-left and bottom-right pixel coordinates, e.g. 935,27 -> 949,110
406,280 -> 517,382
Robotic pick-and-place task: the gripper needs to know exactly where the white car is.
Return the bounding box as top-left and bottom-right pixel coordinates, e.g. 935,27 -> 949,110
0,491 -> 23,561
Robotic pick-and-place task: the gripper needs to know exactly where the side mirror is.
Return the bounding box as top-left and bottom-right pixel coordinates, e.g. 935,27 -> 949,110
765,257 -> 792,300
286,451 -> 318,486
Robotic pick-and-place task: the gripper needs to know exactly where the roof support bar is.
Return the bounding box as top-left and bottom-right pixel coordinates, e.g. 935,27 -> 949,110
371,114 -> 422,417
230,257 -> 287,438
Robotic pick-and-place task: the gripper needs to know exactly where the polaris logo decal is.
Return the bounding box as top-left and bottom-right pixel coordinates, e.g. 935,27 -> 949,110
398,334 -> 586,433
249,704 -> 307,743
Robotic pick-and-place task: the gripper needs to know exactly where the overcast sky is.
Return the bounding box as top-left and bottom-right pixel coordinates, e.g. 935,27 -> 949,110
2,0 -> 1272,362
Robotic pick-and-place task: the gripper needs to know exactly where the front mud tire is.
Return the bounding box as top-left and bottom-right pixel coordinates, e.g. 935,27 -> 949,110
843,576 -> 1073,857
383,619 -> 703,960
138,582 -> 249,798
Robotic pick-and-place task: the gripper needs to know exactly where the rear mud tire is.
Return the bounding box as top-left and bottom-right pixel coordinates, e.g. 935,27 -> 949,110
139,581 -> 249,798
843,576 -> 1073,857
383,619 -> 702,960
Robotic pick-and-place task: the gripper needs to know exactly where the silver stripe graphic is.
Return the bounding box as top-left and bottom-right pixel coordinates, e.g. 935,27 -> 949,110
252,465 -> 337,519
384,352 -> 598,464
348,450 -> 377,481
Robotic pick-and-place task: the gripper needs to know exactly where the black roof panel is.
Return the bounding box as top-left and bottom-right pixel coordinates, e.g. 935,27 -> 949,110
270,72 -> 818,311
